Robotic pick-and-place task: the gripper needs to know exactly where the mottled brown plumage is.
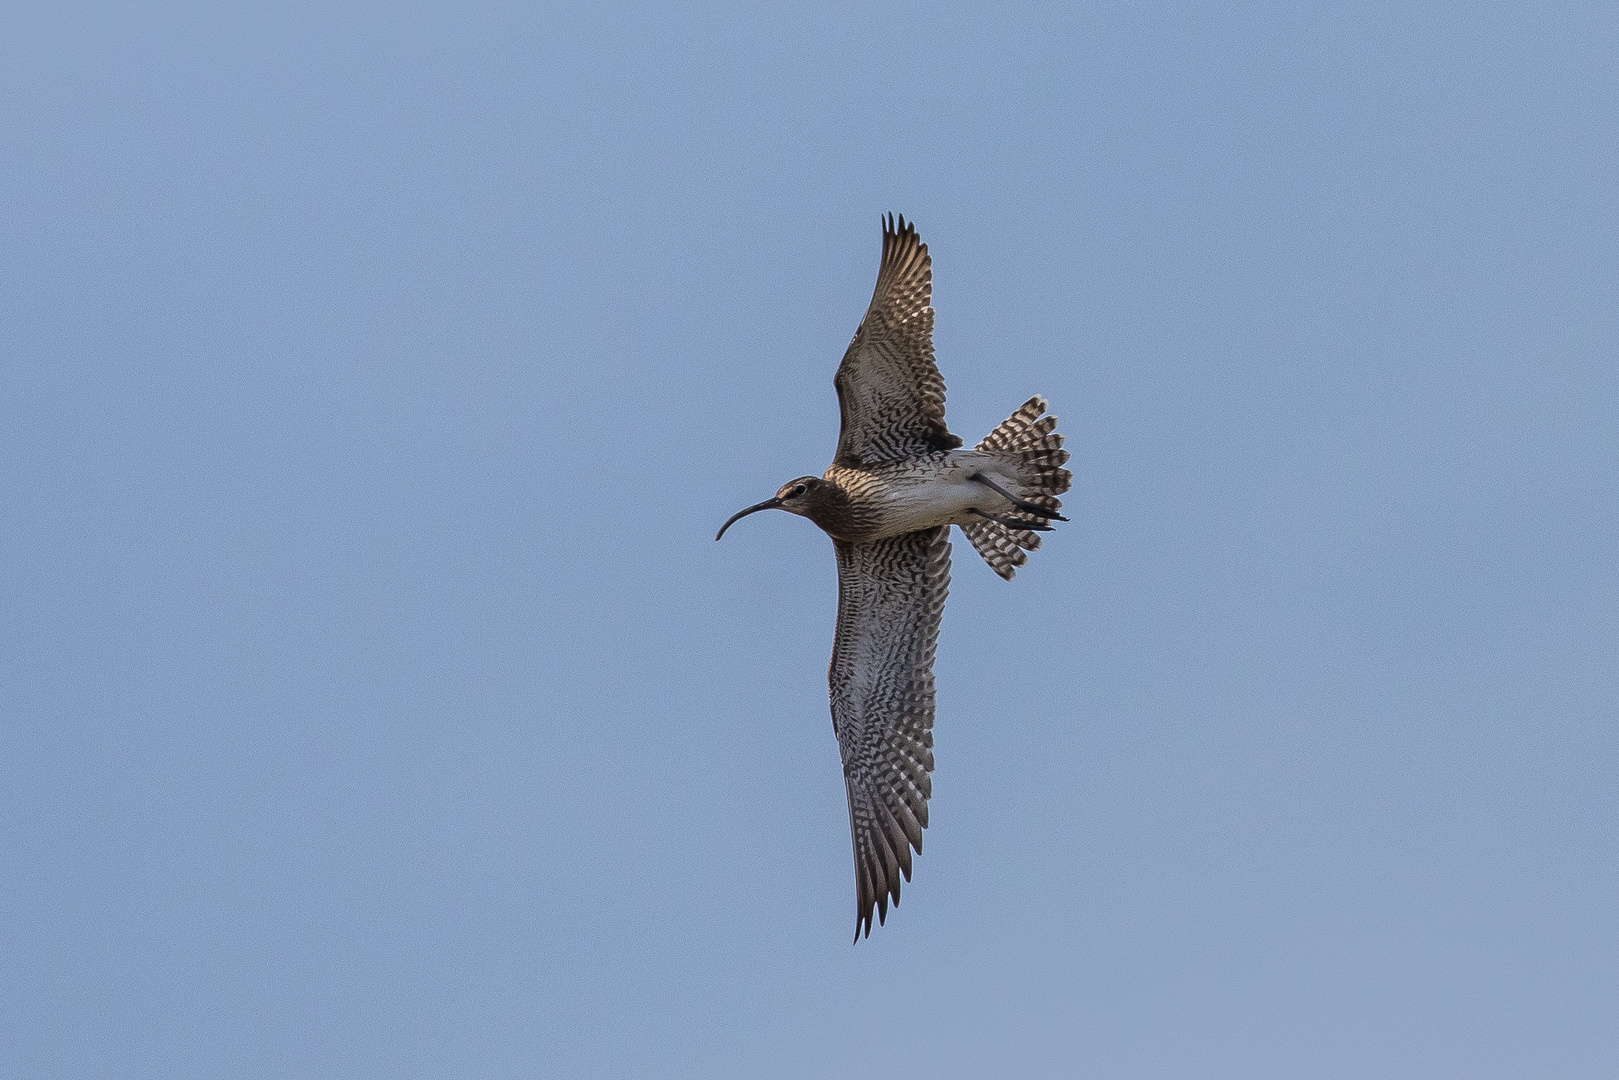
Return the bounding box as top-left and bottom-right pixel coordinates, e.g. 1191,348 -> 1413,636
716,215 -> 1072,939
833,218 -> 962,466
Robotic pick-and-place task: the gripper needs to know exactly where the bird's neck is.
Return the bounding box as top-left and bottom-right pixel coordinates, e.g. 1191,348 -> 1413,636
803,477 -> 878,542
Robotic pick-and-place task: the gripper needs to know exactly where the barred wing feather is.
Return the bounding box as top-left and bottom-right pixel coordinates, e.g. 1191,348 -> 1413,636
829,526 -> 951,939
832,215 -> 963,466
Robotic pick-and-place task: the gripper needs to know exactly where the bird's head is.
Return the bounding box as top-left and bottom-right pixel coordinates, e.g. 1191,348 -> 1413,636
715,476 -> 826,540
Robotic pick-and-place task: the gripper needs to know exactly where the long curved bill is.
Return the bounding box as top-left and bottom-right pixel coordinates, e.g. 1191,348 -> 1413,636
714,498 -> 782,540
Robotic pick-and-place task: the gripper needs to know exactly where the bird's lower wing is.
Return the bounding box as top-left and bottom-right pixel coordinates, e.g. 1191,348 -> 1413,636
829,526 -> 952,939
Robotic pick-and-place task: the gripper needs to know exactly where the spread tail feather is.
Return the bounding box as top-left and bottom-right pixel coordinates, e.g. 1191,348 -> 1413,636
964,396 -> 1071,579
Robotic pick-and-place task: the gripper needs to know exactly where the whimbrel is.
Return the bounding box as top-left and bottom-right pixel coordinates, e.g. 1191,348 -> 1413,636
717,215 -> 1072,939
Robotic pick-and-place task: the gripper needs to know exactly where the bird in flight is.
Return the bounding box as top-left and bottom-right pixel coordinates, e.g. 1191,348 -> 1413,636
716,215 -> 1071,939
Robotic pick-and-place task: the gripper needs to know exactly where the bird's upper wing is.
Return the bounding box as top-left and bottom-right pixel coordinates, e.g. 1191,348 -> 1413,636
832,215 -> 963,466
829,525 -> 952,939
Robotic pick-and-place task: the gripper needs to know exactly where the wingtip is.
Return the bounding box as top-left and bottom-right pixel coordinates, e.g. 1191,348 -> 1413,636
882,211 -> 918,239
878,213 -> 926,273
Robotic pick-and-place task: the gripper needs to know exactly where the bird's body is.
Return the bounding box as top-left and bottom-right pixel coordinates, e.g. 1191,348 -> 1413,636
717,215 -> 1071,938
819,451 -> 1040,542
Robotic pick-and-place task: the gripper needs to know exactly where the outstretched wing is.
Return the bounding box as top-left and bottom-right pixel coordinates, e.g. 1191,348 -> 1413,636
829,526 -> 952,939
833,215 -> 963,466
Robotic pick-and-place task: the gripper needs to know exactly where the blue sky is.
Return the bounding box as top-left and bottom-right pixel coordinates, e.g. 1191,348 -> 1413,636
4,2 -> 1616,1076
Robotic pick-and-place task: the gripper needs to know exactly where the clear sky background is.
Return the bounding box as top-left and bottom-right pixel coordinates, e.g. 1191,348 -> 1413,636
4,2 -> 1616,1077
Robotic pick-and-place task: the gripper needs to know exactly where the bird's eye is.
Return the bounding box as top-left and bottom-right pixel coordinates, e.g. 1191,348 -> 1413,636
789,485 -> 807,498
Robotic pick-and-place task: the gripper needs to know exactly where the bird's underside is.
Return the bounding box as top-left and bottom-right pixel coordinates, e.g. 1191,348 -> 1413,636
717,214 -> 1071,939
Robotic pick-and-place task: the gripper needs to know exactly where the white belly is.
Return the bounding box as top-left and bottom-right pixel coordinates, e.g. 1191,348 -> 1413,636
869,451 -> 1023,538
